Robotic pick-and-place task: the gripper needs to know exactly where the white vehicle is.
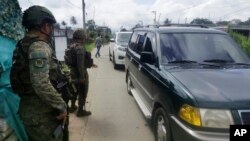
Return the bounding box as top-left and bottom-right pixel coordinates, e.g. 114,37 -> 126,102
109,31 -> 132,69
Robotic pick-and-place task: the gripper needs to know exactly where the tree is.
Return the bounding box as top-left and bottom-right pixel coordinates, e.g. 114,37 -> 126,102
190,18 -> 214,25
61,21 -> 67,26
70,16 -> 77,26
230,19 -> 242,25
164,18 -> 171,25
86,20 -> 96,31
239,18 -> 250,25
216,21 -> 229,26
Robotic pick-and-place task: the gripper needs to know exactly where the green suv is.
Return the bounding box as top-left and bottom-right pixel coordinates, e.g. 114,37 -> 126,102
125,25 -> 250,141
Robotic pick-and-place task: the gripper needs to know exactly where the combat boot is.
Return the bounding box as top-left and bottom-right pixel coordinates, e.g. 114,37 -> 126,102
76,109 -> 91,117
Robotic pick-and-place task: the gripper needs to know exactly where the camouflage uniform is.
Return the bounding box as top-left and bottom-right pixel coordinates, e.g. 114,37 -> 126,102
66,29 -> 91,116
10,6 -> 66,141
69,43 -> 90,115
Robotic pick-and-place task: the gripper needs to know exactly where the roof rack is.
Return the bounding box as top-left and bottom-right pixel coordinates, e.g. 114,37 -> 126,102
132,24 -> 208,30
159,24 -> 208,28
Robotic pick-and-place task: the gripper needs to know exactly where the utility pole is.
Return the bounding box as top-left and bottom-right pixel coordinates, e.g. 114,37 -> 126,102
82,0 -> 86,29
152,11 -> 156,25
157,13 -> 161,25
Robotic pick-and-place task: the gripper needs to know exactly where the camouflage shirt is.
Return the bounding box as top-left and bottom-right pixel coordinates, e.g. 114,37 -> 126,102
15,32 -> 67,116
69,43 -> 87,82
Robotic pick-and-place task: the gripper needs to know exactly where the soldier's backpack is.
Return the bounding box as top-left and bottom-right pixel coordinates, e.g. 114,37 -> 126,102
64,46 -> 77,67
64,44 -> 93,68
85,52 -> 93,68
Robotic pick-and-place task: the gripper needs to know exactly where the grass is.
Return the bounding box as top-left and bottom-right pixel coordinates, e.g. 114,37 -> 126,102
85,42 -> 95,52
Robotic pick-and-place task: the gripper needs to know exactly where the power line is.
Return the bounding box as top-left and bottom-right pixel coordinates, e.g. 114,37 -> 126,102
65,0 -> 82,9
219,6 -> 250,19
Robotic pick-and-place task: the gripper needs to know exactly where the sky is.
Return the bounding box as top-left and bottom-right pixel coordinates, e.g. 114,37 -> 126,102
17,0 -> 250,31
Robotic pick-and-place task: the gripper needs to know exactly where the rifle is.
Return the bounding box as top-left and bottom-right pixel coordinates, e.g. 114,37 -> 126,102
53,116 -> 68,141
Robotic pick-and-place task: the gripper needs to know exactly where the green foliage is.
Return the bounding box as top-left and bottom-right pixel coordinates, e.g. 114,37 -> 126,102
0,0 -> 24,41
85,42 -> 95,52
229,30 -> 250,55
190,18 -> 214,25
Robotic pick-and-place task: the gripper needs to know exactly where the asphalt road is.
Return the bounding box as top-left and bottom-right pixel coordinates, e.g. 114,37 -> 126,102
69,45 -> 154,141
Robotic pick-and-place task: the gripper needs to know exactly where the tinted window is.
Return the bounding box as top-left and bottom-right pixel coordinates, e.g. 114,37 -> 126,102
129,32 -> 138,51
143,32 -> 156,52
129,31 -> 146,55
160,33 -> 249,63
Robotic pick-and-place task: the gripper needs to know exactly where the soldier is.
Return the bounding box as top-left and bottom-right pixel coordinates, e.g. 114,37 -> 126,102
65,29 -> 92,117
10,6 -> 67,141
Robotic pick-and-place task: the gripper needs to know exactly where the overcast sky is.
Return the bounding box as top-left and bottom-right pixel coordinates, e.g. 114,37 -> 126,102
18,0 -> 250,31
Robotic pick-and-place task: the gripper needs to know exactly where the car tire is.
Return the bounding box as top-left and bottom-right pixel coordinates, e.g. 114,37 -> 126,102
127,73 -> 133,95
153,108 -> 172,141
113,52 -> 118,69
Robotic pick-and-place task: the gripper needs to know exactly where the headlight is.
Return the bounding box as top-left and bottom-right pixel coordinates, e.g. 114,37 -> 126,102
179,104 -> 201,126
200,109 -> 234,128
179,104 -> 234,128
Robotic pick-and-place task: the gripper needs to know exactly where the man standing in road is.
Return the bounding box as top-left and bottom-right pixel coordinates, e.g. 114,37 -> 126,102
95,33 -> 102,58
10,6 -> 67,141
65,29 -> 92,117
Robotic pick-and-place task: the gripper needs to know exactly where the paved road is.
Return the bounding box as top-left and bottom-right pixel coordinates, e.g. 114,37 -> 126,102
69,45 -> 154,141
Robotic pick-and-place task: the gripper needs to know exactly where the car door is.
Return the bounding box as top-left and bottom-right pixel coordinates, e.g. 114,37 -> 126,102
137,32 -> 157,112
126,31 -> 146,93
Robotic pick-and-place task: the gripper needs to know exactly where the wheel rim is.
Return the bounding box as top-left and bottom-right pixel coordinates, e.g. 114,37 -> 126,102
127,76 -> 132,92
157,115 -> 167,141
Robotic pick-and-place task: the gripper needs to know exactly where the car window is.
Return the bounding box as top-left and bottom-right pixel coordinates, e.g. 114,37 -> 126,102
117,33 -> 132,44
129,31 -> 146,55
143,32 -> 156,53
129,32 -> 138,51
160,33 -> 249,64
135,34 -> 145,54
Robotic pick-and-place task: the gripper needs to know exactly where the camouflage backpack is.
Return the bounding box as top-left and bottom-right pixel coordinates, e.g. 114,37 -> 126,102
64,44 -> 93,68
64,46 -> 77,67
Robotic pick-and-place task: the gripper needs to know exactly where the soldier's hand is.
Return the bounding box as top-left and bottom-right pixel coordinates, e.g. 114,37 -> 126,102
56,111 -> 67,120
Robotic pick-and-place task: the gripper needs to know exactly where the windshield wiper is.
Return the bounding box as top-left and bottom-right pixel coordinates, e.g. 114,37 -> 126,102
203,59 -> 234,63
168,60 -> 197,63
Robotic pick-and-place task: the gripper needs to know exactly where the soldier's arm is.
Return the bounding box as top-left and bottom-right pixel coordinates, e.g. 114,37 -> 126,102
76,47 -> 87,81
28,41 -> 67,113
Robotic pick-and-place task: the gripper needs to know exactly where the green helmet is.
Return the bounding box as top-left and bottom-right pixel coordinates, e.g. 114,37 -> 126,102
73,29 -> 86,40
22,5 -> 56,29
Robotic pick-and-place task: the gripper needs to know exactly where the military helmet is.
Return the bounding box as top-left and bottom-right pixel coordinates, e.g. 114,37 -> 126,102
73,29 -> 86,40
22,5 -> 56,28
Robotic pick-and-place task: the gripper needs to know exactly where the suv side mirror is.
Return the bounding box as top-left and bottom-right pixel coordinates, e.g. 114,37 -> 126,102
140,52 -> 155,64
110,38 -> 115,42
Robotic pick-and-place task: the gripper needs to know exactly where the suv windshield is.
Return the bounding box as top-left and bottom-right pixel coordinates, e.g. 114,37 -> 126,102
117,33 -> 132,44
160,33 -> 250,64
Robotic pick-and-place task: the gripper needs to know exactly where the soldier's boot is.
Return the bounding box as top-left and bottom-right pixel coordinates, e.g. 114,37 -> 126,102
76,108 -> 91,117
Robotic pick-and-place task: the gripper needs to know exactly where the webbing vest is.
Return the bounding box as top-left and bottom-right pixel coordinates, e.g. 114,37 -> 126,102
10,36 -> 49,96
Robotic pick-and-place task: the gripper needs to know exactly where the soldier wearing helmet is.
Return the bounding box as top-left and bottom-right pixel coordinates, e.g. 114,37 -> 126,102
65,29 -> 94,117
10,5 -> 67,141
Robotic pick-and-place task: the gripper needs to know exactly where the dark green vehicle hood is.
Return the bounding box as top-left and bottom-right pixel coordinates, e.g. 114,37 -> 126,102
169,68 -> 250,109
